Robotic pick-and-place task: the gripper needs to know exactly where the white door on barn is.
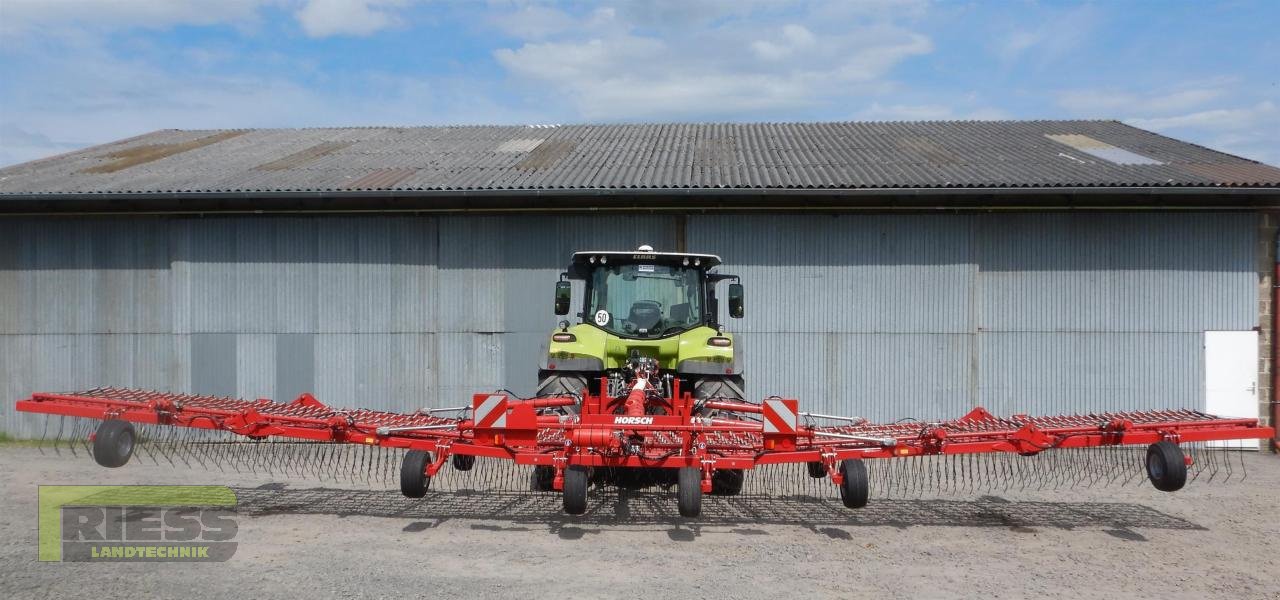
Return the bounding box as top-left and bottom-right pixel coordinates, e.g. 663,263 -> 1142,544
1204,330 -> 1259,449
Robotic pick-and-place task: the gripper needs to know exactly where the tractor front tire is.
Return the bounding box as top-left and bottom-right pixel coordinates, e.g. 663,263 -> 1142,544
536,372 -> 588,413
92,419 -> 136,468
677,467 -> 703,518
838,459 -> 870,508
562,466 -> 589,515
695,375 -> 747,496
1146,440 -> 1187,492
400,450 -> 432,498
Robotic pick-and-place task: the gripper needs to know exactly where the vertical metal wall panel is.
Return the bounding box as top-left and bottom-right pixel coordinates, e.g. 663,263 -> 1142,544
314,333 -> 435,414
235,334 -> 276,400
1,333 -> 190,438
275,333 -> 316,401
688,214 -> 978,334
979,213 -> 1256,332
978,332 -> 1204,416
315,217 -> 438,334
191,333 -> 236,397
0,219 -> 170,335
0,212 -> 1261,434
270,219 -> 320,334
437,216 -> 506,333
436,332 -> 504,406
737,332 -> 973,422
0,219 -> 36,334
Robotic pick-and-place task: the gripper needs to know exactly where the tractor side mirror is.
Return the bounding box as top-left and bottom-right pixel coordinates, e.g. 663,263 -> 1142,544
727,283 -> 744,318
554,281 -> 572,315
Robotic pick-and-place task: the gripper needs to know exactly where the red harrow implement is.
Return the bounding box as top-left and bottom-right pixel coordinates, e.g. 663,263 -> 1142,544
15,356 -> 1273,517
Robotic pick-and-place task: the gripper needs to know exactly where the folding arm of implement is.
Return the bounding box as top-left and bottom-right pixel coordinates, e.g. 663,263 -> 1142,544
15,371 -> 1273,517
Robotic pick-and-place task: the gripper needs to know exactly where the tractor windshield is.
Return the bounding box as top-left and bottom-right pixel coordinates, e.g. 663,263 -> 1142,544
586,263 -> 703,338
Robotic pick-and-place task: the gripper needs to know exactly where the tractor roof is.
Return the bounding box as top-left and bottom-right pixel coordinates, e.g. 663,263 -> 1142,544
571,250 -> 722,269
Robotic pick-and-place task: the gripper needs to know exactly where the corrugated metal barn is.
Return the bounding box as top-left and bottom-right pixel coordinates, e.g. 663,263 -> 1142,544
2,120 -> 1278,439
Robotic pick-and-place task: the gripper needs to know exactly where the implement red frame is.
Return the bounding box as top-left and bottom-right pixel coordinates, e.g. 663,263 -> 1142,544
16,387 -> 1273,480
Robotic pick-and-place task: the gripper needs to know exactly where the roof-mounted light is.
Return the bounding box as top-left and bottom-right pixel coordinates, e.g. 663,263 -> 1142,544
589,255 -> 596,263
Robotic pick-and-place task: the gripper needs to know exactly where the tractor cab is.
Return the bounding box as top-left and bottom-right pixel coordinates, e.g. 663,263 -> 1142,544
539,245 -> 746,401
563,247 -> 738,339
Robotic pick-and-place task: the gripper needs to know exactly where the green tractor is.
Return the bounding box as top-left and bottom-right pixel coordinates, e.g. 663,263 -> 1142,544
537,244 -> 746,414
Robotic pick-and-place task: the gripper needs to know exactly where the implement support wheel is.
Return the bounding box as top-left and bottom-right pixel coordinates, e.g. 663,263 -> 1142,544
452,453 -> 475,472
400,450 -> 433,498
807,461 -> 826,478
710,468 -> 744,496
532,465 -> 556,492
92,419 -> 136,468
563,466 -> 589,515
677,467 -> 703,518
1146,440 -> 1187,492
838,459 -> 870,509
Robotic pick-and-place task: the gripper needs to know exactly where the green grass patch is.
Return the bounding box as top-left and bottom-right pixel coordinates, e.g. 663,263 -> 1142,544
0,431 -> 44,446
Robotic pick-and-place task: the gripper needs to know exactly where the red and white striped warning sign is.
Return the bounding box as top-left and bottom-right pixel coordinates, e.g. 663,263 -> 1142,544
762,398 -> 797,434
473,394 -> 508,428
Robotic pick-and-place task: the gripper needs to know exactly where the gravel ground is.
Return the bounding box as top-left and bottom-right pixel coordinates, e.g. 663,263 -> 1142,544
1,445 -> 1277,599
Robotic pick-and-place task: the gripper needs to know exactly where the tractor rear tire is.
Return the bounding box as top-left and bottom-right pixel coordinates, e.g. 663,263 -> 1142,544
710,468 -> 744,496
400,450 -> 432,498
695,376 -> 747,496
536,372 -> 588,414
92,419 -> 136,468
1146,440 -> 1187,492
806,461 -> 826,478
452,453 -> 475,472
532,465 -> 556,492
838,459 -> 870,508
677,467 -> 703,518
562,466 -> 589,515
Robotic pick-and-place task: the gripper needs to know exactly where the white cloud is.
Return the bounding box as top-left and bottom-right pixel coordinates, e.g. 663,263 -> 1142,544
0,32 -> 544,166
858,103 -> 1009,121
1128,101 -> 1280,165
991,5 -> 1098,65
0,0 -> 272,34
0,0 -> 417,38
295,0 -> 411,38
1057,87 -> 1226,115
492,6 -> 933,120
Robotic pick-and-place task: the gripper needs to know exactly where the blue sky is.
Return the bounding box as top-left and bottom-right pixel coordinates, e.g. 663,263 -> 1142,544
1,0 -> 1276,166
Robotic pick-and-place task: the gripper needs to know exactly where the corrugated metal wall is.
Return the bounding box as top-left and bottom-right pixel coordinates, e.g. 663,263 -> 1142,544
0,212 -> 1256,436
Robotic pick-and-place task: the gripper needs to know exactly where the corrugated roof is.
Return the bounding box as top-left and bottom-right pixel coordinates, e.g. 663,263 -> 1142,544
1,120 -> 1277,198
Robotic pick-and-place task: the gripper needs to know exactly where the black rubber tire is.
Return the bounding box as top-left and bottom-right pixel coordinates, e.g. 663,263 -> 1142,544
535,372 -> 587,414
400,450 -> 432,498
694,376 -> 747,496
532,465 -> 556,492
806,461 -> 826,478
451,453 -> 475,472
92,419 -> 136,468
710,468 -> 744,496
562,466 -> 589,515
691,375 -> 746,403
677,467 -> 703,518
838,459 -> 870,509
1146,440 -> 1187,492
